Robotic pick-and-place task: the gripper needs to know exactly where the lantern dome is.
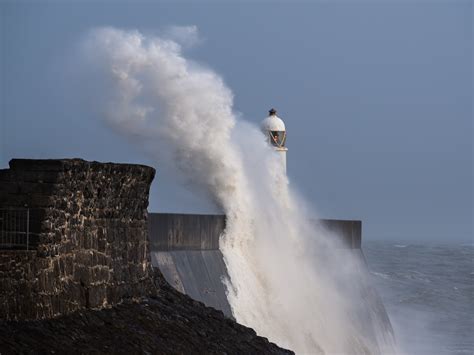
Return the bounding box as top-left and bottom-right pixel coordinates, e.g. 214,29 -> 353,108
261,108 -> 286,132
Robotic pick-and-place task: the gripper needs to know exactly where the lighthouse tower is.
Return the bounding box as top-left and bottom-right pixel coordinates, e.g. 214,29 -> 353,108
261,108 -> 288,172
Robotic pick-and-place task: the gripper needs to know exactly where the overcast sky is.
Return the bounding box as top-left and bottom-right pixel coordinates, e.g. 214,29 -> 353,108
1,1 -> 472,243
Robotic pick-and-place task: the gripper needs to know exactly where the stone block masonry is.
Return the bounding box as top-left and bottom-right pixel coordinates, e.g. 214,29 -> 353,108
0,159 -> 157,321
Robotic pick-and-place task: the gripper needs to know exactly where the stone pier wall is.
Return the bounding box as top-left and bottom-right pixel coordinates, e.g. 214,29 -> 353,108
0,159 -> 157,321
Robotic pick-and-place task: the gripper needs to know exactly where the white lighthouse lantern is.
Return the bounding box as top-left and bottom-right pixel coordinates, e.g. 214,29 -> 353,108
261,108 -> 288,172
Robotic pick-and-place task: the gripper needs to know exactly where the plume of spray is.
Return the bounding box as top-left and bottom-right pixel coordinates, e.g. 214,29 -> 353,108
81,27 -> 396,354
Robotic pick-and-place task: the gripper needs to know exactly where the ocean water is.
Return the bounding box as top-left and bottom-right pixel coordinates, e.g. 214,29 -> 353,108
364,241 -> 473,355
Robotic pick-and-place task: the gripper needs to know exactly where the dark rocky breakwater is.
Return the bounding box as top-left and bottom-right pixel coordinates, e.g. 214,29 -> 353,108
0,272 -> 290,354
0,159 -> 291,354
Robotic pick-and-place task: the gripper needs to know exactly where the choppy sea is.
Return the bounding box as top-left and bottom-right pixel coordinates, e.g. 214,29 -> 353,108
364,241 -> 473,355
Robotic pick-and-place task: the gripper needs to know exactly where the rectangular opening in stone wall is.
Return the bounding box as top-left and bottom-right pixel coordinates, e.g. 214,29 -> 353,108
0,209 -> 40,250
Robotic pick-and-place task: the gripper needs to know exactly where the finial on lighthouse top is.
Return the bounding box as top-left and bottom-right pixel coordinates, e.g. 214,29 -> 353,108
269,108 -> 277,116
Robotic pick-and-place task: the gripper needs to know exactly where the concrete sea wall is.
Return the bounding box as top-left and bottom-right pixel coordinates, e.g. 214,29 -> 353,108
148,212 -> 394,352
148,213 -> 232,316
148,212 -> 364,319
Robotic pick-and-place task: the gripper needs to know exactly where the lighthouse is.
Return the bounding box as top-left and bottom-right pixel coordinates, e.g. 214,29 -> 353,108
261,108 -> 288,172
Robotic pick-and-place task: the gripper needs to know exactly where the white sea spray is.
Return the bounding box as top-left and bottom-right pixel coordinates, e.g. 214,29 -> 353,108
81,26 -> 396,354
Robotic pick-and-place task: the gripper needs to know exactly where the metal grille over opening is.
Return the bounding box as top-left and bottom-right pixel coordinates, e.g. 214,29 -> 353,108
0,209 -> 39,250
